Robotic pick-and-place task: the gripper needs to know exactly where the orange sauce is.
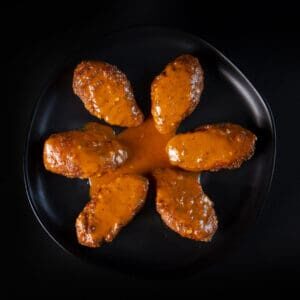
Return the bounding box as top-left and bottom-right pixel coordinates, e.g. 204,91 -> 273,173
89,118 -> 174,196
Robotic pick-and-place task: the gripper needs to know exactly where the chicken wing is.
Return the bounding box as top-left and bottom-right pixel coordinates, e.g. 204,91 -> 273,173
73,61 -> 144,127
43,122 -> 128,179
76,174 -> 149,247
151,54 -> 204,134
153,168 -> 217,241
166,123 -> 256,171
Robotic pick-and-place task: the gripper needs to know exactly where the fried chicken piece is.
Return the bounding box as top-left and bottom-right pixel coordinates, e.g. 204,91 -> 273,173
151,54 -> 204,134
43,122 -> 128,179
82,122 -> 115,138
76,174 -> 149,247
153,168 -> 217,241
166,123 -> 257,172
73,61 -> 144,127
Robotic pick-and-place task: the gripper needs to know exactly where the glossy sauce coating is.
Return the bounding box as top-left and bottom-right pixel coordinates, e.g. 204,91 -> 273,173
151,54 -> 204,134
154,168 -> 218,241
42,55 -> 260,248
43,122 -> 128,179
89,118 -> 174,196
166,123 -> 257,171
73,61 -> 144,127
76,174 -> 148,247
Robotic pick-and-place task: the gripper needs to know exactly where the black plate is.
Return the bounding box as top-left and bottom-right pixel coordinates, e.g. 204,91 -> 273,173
23,27 -> 276,277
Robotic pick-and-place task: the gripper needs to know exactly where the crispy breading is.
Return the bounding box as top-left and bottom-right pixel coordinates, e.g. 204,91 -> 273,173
76,174 -> 148,247
151,54 -> 204,134
166,123 -> 256,171
43,122 -> 128,178
154,168 -> 217,241
73,61 -> 144,127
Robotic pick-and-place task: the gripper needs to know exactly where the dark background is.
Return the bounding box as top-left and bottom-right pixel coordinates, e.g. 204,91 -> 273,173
5,0 -> 300,290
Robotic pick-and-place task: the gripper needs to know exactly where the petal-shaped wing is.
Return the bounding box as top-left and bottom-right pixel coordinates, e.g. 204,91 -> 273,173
153,168 -> 217,241
151,54 -> 204,134
43,122 -> 128,178
166,123 -> 256,171
73,61 -> 144,127
76,174 -> 149,247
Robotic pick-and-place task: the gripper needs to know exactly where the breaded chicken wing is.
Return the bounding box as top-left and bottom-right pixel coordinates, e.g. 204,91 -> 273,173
43,122 -> 128,179
151,54 -> 204,134
166,123 -> 256,171
76,174 -> 148,247
153,168 -> 217,241
73,61 -> 144,127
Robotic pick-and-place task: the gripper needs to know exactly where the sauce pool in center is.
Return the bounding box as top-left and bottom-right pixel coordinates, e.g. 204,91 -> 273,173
89,118 -> 174,196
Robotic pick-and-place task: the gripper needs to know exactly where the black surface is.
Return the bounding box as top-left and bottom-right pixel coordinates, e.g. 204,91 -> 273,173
6,1 -> 300,290
24,27 -> 275,277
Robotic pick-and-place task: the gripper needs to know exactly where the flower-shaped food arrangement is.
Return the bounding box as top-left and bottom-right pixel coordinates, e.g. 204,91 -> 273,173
43,55 -> 257,248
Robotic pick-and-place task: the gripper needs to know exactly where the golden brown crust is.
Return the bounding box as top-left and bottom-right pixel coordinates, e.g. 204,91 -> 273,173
76,174 -> 149,247
73,61 -> 144,127
43,122 -> 128,179
153,168 -> 218,241
166,123 -> 257,172
151,54 -> 204,134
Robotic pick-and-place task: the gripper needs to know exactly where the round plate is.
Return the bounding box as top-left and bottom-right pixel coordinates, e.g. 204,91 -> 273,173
24,27 -> 276,277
